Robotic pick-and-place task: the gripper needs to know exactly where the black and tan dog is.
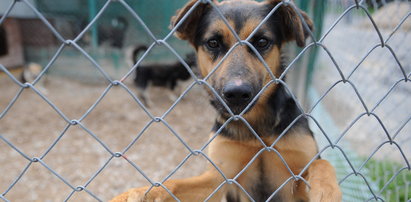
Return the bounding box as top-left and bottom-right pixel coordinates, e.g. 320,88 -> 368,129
112,0 -> 341,201
131,45 -> 196,106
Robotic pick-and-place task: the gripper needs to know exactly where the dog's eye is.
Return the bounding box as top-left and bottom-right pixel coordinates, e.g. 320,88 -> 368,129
206,39 -> 219,49
255,38 -> 270,49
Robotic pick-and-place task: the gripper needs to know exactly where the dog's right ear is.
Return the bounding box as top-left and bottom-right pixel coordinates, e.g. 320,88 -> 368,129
170,0 -> 214,44
267,0 -> 313,47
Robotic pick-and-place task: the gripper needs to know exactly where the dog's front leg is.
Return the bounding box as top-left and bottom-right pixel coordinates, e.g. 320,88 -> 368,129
111,136 -> 253,202
306,159 -> 342,202
110,170 -> 225,202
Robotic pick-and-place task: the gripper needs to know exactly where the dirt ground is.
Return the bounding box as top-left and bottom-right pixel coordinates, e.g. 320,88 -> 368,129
0,72 -> 216,201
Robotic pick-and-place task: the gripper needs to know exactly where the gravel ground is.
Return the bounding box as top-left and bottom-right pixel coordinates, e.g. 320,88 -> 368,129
0,72 -> 215,201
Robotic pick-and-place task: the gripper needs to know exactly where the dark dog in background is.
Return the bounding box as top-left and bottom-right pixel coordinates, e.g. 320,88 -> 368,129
131,45 -> 196,106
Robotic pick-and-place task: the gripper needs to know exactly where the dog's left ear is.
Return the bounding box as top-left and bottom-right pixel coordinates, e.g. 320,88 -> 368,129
268,0 -> 314,47
170,0 -> 215,44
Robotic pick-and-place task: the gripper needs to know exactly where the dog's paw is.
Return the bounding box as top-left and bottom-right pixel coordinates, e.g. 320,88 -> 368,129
309,181 -> 342,202
111,187 -> 172,202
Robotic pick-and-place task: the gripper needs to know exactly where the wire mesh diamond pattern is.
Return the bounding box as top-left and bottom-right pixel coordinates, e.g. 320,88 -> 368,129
0,0 -> 410,201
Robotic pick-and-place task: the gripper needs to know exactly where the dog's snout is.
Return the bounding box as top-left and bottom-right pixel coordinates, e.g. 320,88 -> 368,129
223,83 -> 253,105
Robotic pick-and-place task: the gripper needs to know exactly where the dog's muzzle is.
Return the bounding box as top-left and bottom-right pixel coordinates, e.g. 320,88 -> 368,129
223,83 -> 252,105
220,81 -> 256,114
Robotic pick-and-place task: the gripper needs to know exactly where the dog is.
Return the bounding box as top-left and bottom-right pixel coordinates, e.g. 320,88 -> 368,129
112,0 -> 341,201
131,45 -> 197,106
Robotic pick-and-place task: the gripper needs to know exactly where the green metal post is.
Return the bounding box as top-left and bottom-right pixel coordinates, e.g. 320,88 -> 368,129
297,0 -> 310,13
305,0 -> 327,91
88,0 -> 98,52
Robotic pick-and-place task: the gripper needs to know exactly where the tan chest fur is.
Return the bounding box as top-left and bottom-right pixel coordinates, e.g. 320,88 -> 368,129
208,131 -> 318,201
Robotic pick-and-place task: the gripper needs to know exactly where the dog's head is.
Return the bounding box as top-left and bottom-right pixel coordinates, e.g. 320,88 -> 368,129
172,0 -> 313,115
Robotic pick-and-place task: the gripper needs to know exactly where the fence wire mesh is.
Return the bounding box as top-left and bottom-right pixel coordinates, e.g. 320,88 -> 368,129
0,0 -> 410,201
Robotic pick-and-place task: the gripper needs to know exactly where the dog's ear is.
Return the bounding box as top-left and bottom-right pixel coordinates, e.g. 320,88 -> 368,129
170,0 -> 214,43
268,0 -> 313,47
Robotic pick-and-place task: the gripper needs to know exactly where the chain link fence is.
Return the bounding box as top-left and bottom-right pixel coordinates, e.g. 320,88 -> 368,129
312,0 -> 411,201
0,0 -> 410,201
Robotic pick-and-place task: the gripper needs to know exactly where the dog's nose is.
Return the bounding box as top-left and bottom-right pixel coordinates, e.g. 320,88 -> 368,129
222,83 -> 253,105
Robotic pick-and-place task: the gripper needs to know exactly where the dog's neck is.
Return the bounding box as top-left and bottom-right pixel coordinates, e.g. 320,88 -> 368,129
213,85 -> 310,141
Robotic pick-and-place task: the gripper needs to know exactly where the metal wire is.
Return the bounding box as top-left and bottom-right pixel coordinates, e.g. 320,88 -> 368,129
0,0 -> 410,201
